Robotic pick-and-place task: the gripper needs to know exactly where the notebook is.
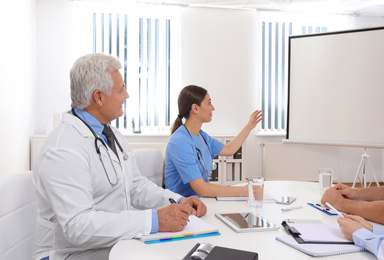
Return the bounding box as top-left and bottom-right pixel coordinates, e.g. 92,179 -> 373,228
276,235 -> 365,257
139,215 -> 219,244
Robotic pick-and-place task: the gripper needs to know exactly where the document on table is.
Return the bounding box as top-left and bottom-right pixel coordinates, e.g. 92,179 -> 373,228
216,190 -> 274,201
288,223 -> 352,243
139,215 -> 219,244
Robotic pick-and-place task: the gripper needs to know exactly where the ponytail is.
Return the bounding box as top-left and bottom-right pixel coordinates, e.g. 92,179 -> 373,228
171,117 -> 183,135
170,85 -> 207,135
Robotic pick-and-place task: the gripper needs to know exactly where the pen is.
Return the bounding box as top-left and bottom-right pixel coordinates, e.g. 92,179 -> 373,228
325,202 -> 344,218
281,206 -> 303,211
169,198 -> 190,222
169,198 -> 177,204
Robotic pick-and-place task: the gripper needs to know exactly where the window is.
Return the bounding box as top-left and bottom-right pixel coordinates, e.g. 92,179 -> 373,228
71,2 -> 180,134
258,12 -> 353,136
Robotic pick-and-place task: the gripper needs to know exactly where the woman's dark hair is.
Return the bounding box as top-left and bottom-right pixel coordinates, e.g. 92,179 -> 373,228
171,85 -> 207,134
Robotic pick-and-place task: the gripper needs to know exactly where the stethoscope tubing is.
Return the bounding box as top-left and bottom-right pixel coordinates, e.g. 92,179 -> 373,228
184,125 -> 216,178
71,108 -> 128,185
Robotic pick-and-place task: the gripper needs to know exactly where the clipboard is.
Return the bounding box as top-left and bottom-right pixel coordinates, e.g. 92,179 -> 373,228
281,221 -> 305,243
307,203 -> 337,216
281,221 -> 353,244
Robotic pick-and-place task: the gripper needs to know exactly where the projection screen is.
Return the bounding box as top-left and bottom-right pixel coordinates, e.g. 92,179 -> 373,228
286,26 -> 384,148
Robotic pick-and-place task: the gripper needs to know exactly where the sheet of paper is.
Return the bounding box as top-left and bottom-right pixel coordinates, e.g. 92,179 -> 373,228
216,190 -> 274,201
289,223 -> 351,243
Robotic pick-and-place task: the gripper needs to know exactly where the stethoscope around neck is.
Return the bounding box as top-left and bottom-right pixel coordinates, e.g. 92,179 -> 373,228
184,125 -> 217,178
71,108 -> 128,185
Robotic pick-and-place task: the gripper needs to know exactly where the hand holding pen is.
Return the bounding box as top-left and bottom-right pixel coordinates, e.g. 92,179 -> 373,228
169,198 -> 190,222
325,202 -> 344,218
156,199 -> 194,232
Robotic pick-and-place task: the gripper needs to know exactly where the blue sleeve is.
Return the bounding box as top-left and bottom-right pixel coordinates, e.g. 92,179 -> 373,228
353,228 -> 384,258
373,225 -> 384,235
150,209 -> 158,234
150,197 -> 184,234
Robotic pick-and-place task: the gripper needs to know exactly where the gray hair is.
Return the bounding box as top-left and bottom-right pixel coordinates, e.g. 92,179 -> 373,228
70,53 -> 122,109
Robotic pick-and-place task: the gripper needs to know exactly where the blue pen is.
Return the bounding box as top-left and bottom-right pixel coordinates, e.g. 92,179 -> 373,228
169,198 -> 190,222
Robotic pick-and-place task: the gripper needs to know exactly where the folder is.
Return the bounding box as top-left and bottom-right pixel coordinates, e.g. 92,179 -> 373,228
139,215 -> 220,244
183,243 -> 258,260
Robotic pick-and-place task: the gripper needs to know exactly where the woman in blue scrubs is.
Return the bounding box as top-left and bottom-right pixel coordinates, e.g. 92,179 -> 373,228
164,85 -> 262,197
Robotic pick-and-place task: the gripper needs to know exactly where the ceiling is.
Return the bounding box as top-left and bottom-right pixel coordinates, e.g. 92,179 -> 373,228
138,0 -> 384,16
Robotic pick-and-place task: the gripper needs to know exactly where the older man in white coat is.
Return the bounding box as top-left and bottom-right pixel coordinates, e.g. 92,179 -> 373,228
33,53 -> 207,260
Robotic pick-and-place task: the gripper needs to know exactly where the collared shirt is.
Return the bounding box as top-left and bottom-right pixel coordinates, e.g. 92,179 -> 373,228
72,108 -> 159,233
73,108 -> 107,143
353,226 -> 384,259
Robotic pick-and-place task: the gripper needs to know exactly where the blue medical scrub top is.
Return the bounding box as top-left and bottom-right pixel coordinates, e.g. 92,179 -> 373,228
164,126 -> 224,197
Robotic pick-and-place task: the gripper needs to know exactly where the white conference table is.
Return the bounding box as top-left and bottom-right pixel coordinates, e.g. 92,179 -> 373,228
109,181 -> 377,260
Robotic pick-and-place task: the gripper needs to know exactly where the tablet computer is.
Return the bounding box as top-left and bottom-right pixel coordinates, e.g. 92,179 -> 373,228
215,212 -> 279,233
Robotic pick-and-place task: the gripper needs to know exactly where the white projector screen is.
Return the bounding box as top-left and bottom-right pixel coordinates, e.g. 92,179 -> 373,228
286,27 -> 384,148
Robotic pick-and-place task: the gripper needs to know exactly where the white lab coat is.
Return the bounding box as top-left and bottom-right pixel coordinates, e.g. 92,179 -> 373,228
33,112 -> 181,260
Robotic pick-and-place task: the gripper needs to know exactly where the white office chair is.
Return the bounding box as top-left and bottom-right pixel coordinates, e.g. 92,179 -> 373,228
0,171 -> 37,260
133,148 -> 164,187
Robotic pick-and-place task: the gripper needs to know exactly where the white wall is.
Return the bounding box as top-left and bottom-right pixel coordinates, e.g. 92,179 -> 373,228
180,7 -> 264,178
0,0 -> 35,177
1,1 -> 383,181
179,7 -> 384,182
35,0 -> 72,135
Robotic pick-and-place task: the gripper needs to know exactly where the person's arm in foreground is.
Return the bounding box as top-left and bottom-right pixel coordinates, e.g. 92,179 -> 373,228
332,183 -> 384,201
156,196 -> 207,232
321,185 -> 384,224
157,202 -> 197,232
189,178 -> 262,198
338,215 -> 384,259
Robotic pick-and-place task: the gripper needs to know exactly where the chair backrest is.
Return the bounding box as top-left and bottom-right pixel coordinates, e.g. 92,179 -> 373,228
0,171 -> 37,260
133,148 -> 164,187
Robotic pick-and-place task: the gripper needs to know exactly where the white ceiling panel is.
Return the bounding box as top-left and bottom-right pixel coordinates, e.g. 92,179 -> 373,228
138,0 -> 384,15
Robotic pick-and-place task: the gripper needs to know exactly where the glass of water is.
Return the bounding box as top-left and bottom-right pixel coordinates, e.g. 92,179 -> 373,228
318,168 -> 333,194
246,176 -> 264,208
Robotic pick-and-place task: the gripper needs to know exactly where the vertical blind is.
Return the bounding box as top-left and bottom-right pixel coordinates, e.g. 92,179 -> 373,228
93,13 -> 171,132
260,20 -> 327,134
